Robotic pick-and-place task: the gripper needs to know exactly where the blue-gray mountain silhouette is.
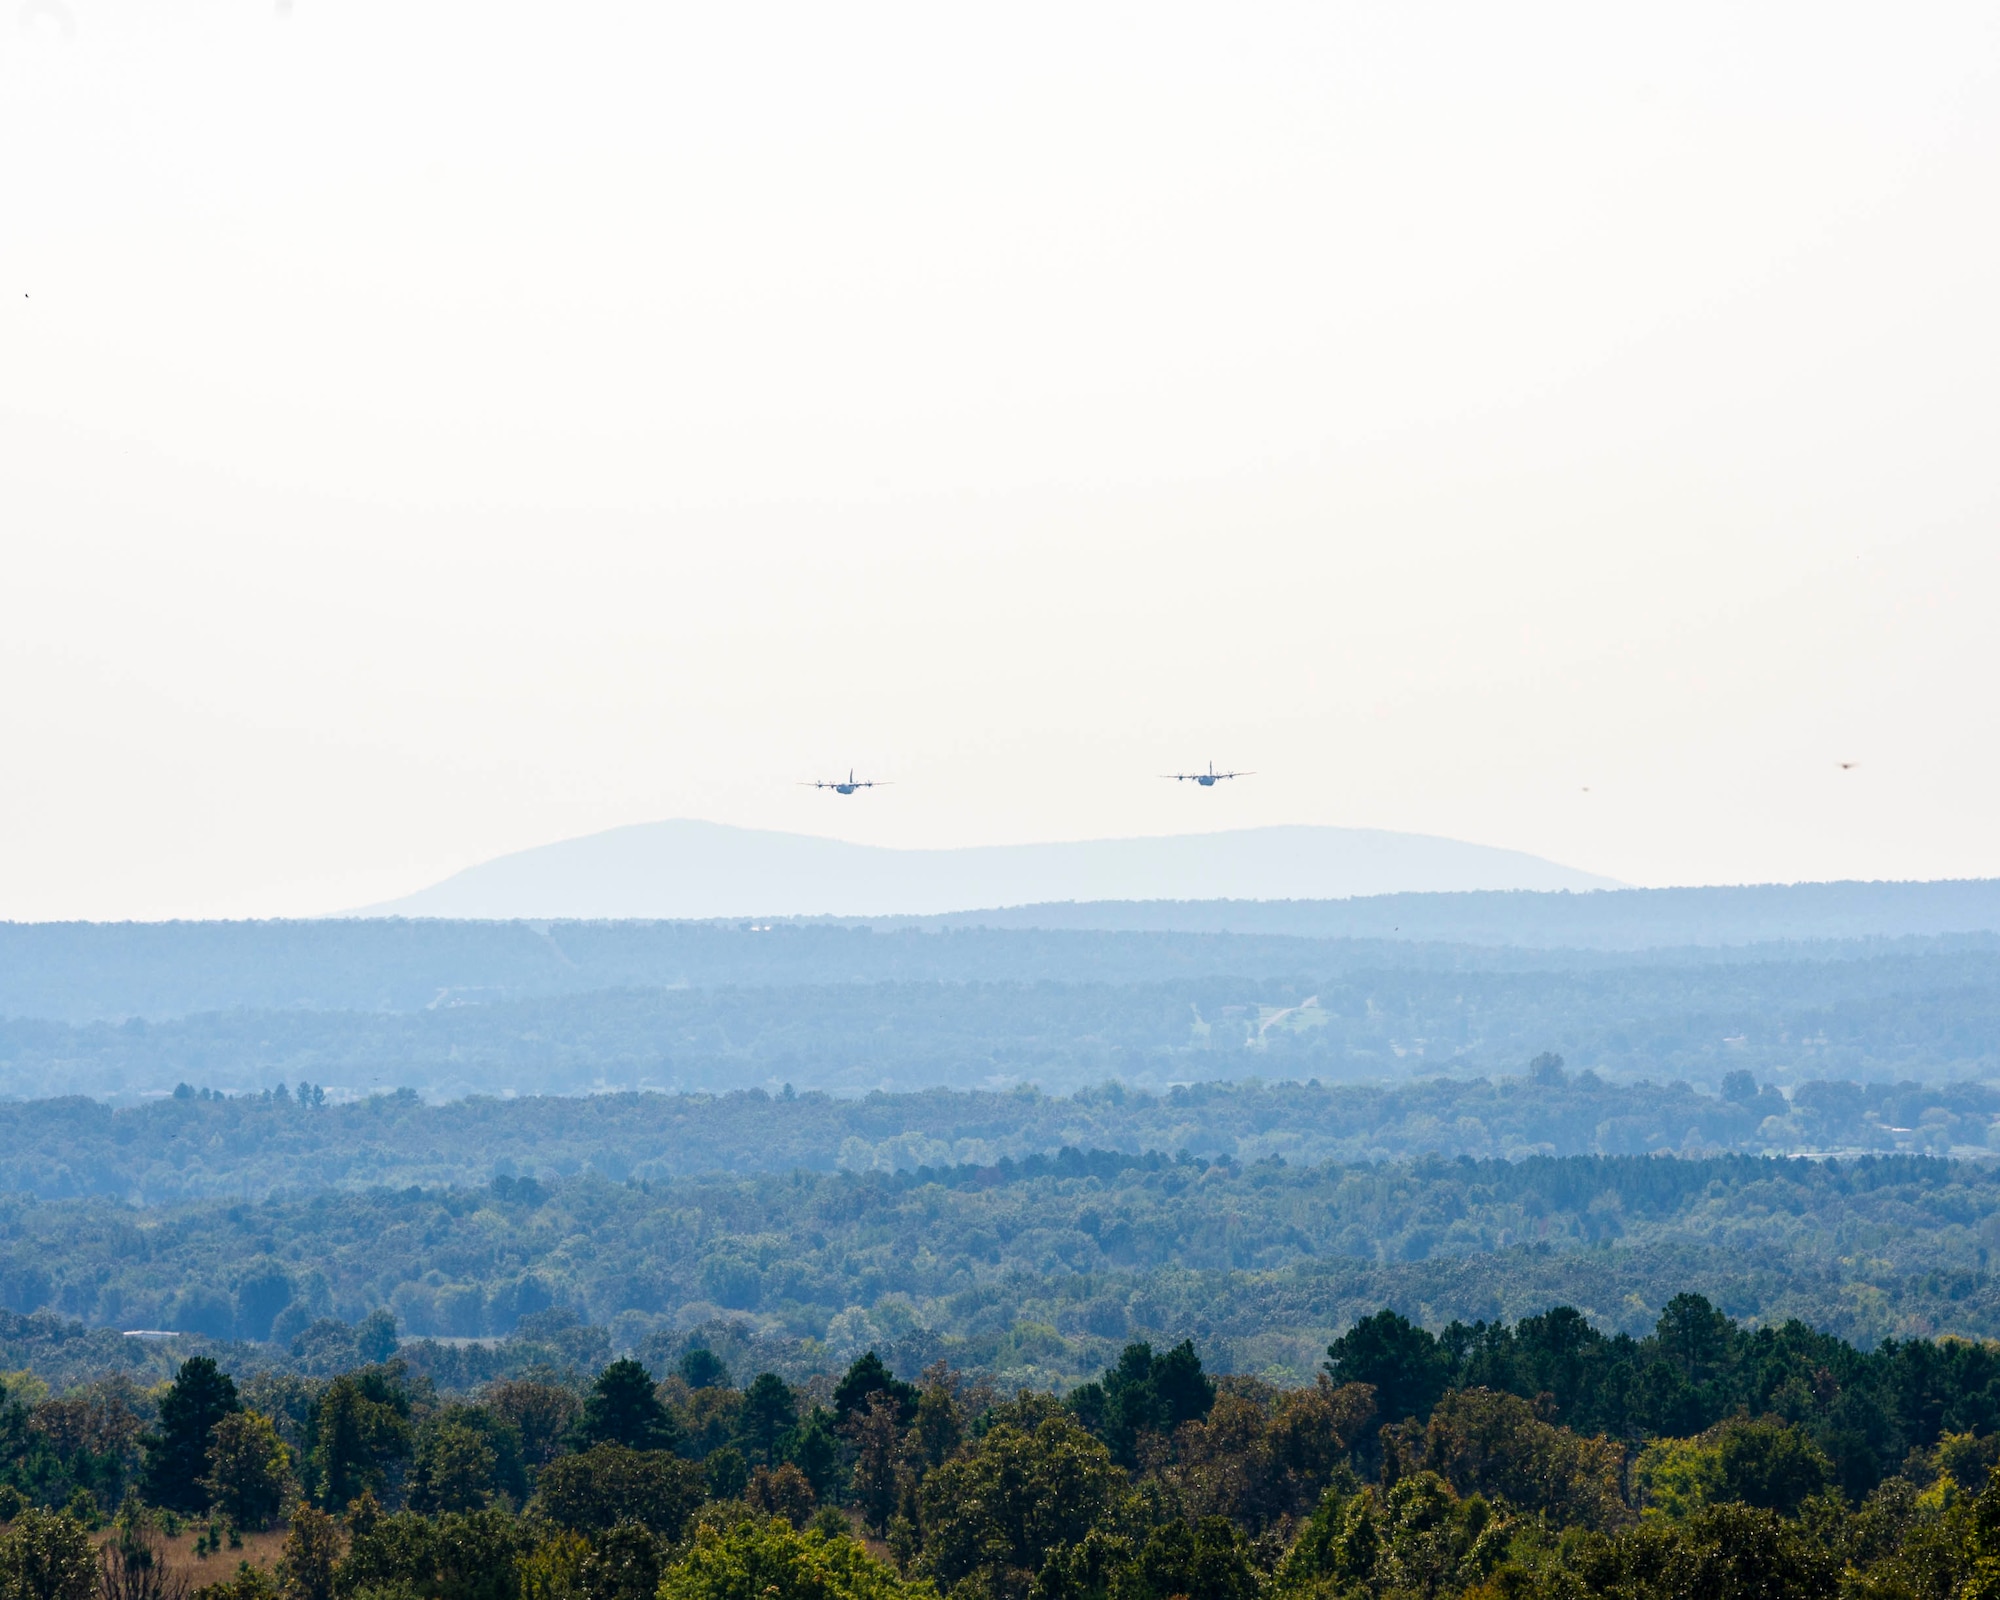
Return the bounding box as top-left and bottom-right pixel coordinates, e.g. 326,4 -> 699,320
361,820 -> 1617,920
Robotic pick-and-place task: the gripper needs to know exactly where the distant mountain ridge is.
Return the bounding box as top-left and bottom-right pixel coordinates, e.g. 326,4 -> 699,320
361,819 -> 1618,920
881,880 -> 2000,948
8,882 -> 2000,1030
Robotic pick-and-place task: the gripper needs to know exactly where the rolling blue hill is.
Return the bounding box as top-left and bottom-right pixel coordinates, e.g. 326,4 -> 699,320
360,820 -> 1618,920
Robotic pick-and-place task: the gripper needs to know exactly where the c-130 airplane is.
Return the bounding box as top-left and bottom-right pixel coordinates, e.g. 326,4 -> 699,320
1161,761 -> 1252,787
800,769 -> 886,795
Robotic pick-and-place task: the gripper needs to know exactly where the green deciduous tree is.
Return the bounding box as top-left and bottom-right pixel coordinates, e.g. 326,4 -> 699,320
1372,1472 -> 1511,1600
917,1410 -> 1126,1599
704,1448 -> 749,1503
518,1531 -> 589,1600
1569,1502 -> 1839,1600
1382,1387 -> 1627,1530
353,1311 -> 399,1366
1634,1412 -> 1833,1521
410,1419 -> 500,1515
339,1506 -> 529,1600
1715,1415 -> 1834,1515
1028,1528 -> 1134,1600
187,1564 -> 277,1600
533,1445 -> 704,1538
519,1525 -> 667,1600
1280,1482 -> 1380,1593
274,1508 -> 336,1600
484,1382 -> 578,1472
661,1517 -> 931,1600
1113,1518 -> 1256,1600
749,1463 -> 817,1530
202,1412 -> 291,1531
0,1509 -> 95,1600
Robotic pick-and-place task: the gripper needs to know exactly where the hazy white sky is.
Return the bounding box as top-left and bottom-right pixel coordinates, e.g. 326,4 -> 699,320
3,1 -> 1998,919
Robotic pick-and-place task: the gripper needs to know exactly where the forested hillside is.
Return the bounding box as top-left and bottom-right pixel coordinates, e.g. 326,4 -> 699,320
0,921 -> 1388,1024
907,875 -> 2000,944
7,942 -> 2000,1100
4,1071 -> 2000,1204
6,908 -> 2000,1600
9,881 -> 2000,1024
8,1148 -> 2000,1394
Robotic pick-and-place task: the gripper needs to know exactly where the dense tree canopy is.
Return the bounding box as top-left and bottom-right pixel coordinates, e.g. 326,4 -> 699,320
18,1148 -> 2000,1405
3,1316 -> 2000,1600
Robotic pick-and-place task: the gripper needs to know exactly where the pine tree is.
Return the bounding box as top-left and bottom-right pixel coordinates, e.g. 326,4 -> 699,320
140,1358 -> 241,1514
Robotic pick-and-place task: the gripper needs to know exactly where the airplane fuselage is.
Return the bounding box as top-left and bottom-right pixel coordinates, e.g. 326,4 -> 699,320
833,784 -> 859,794
1197,774 -> 1218,785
